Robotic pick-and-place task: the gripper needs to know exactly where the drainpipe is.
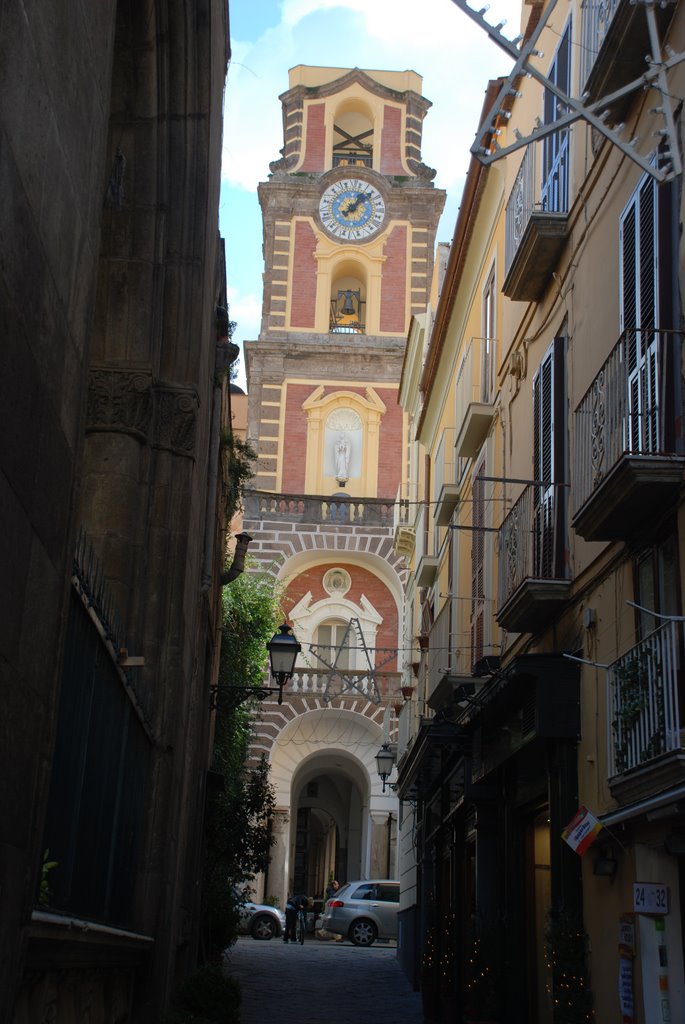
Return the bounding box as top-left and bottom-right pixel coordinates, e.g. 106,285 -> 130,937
220,532 -> 252,585
200,310 -> 239,593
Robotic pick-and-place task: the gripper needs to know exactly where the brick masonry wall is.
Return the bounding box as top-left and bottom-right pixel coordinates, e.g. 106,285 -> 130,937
282,383 -> 313,492
379,226 -> 408,333
376,389 -> 403,498
300,102 -> 326,171
380,105 -> 403,174
290,221 -> 318,327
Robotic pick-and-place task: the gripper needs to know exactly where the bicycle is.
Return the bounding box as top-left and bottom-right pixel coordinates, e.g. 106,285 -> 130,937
295,907 -> 306,945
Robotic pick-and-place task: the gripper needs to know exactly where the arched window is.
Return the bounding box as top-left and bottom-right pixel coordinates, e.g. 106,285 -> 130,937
329,260 -> 367,333
332,109 -> 374,168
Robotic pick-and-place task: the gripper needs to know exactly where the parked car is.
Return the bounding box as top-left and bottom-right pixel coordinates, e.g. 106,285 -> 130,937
237,897 -> 286,940
321,879 -> 400,946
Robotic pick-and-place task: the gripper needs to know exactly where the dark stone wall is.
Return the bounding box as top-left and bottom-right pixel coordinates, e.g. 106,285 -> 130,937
0,3 -> 119,1016
1,1 -> 229,1020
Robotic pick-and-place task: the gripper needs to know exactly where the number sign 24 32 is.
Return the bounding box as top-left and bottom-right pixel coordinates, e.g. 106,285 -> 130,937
633,882 -> 669,914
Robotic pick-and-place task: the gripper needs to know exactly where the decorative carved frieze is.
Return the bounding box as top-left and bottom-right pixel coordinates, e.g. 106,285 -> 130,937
87,368 -> 153,441
87,367 -> 198,457
153,386 -> 198,456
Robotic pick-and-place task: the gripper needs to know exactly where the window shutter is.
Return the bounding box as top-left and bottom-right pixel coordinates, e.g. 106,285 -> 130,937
620,173 -> 660,453
534,347 -> 554,489
620,172 -> 658,337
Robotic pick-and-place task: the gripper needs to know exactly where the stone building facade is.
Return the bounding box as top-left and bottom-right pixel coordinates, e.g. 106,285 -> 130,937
1,3 -> 231,1021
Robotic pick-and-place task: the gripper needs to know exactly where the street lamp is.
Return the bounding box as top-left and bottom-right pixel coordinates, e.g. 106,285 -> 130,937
209,622 -> 301,710
267,623 -> 301,704
375,743 -> 395,793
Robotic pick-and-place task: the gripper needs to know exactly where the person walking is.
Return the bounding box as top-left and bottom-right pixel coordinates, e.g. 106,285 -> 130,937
325,880 -> 340,900
283,893 -> 307,943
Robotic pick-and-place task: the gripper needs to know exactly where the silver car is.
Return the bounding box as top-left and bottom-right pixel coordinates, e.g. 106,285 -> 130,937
238,899 -> 286,940
321,879 -> 400,946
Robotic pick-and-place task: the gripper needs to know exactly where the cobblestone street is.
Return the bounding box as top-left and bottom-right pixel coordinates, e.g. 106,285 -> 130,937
224,936 -> 423,1024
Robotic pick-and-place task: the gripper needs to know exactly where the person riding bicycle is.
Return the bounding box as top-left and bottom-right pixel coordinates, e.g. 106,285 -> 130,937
283,893 -> 307,943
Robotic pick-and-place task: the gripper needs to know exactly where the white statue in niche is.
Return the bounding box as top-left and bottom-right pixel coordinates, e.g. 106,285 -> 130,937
335,434 -> 350,481
325,407 -> 361,481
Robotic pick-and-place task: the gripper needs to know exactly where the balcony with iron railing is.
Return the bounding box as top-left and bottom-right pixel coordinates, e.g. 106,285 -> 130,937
607,619 -> 685,803
572,329 -> 684,542
414,500 -> 439,589
580,0 -> 675,116
393,484 -> 416,558
497,483 -> 571,634
503,139 -> 570,302
433,428 -> 460,526
426,598 -> 477,711
455,337 -> 498,460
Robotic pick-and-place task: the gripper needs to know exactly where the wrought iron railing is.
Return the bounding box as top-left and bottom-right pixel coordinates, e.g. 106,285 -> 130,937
506,147 -> 536,276
413,500 -> 430,562
455,336 -> 497,426
498,483 -> 567,607
393,486 -> 412,530
505,137 -> 569,276
427,599 -> 472,701
580,0 -> 621,91
573,329 -> 677,514
608,619 -> 682,777
434,428 -> 459,501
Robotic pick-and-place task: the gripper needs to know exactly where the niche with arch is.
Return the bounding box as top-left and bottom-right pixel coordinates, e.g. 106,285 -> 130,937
303,387 -> 386,496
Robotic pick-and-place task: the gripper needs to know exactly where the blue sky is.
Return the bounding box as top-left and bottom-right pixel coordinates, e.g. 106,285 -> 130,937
221,0 -> 513,385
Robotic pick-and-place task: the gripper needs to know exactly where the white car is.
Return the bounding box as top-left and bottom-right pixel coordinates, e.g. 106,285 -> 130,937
237,898 -> 286,940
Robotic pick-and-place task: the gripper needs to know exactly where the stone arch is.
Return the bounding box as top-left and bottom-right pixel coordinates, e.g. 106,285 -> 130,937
265,708 -> 396,898
276,544 -> 407,599
331,96 -> 376,169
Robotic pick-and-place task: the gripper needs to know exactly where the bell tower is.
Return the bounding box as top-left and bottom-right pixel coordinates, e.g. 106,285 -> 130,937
247,65 -> 445,497
242,66 -> 444,903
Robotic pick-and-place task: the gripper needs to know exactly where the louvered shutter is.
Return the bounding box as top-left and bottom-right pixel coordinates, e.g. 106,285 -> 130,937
533,347 -> 555,577
620,174 -> 659,453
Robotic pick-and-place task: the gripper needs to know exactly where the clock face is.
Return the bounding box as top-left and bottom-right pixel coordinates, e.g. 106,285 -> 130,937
319,178 -> 386,240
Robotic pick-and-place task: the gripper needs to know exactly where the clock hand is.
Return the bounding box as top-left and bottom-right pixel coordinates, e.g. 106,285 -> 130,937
349,192 -> 370,212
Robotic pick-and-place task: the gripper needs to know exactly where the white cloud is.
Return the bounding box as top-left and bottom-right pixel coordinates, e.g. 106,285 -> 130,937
223,1 -> 513,198
227,285 -> 262,344
221,0 -> 514,380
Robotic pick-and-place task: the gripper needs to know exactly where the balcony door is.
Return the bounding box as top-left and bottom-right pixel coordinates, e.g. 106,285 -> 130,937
541,20 -> 571,213
533,338 -> 566,578
482,266 -> 496,403
620,173 -> 660,454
